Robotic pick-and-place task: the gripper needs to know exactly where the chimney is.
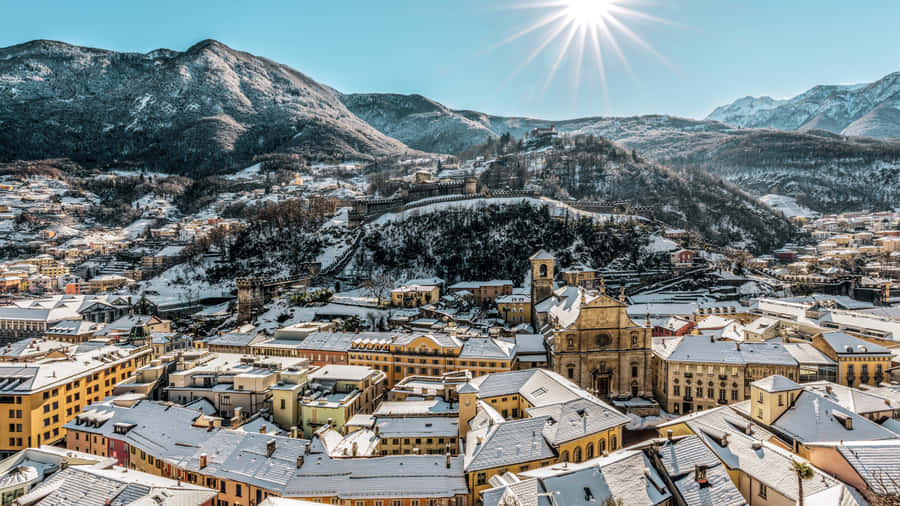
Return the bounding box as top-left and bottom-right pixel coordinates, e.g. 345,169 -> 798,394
446,453 -> 452,469
736,342 -> 741,351
290,426 -> 298,439
266,439 -> 276,458
259,424 -> 267,434
694,464 -> 708,485
296,456 -> 304,468
199,453 -> 208,469
825,385 -> 833,395
666,430 -> 673,441
709,335 -> 714,343
327,417 -> 333,429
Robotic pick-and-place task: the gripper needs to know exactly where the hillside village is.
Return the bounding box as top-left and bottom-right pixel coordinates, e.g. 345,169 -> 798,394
1,34 -> 900,505
0,147 -> 899,504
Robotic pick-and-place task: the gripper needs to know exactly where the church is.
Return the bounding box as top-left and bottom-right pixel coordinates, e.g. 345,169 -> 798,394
529,250 -> 653,400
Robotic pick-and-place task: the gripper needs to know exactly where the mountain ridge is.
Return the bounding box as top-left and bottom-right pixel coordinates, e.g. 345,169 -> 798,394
707,72 -> 900,138
0,39 -> 415,176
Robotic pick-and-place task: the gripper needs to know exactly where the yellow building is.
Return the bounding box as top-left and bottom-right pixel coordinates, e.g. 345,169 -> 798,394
651,335 -> 800,415
811,331 -> 892,387
348,333 -> 517,388
0,344 -> 151,457
38,263 -> 70,277
458,369 -> 629,501
495,294 -> 531,325
390,284 -> 440,308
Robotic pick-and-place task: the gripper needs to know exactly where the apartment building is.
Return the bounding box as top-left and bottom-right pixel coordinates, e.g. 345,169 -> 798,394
347,332 -> 517,388
0,343 -> 151,456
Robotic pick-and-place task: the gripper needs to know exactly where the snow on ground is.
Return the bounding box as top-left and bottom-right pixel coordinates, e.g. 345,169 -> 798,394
138,260 -> 233,301
331,287 -> 380,306
122,219 -> 155,240
371,196 -> 646,226
223,163 -> 262,180
643,235 -> 679,253
252,299 -> 396,334
315,208 -> 356,270
759,194 -> 818,219
101,169 -> 176,179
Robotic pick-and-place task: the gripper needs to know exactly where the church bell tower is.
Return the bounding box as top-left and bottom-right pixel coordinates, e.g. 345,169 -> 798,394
529,249 -> 555,308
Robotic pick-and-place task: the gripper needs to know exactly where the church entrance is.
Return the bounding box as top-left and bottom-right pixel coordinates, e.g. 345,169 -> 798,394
592,369 -> 611,396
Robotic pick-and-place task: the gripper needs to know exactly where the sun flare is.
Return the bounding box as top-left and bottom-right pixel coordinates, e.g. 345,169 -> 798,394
492,0 -> 672,97
564,0 -> 613,28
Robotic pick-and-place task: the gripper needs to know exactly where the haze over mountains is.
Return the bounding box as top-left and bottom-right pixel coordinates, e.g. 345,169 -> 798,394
1,39 -> 899,213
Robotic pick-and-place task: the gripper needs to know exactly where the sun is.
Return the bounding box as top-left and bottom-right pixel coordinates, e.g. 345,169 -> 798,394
564,0 -> 614,28
490,0 -> 673,97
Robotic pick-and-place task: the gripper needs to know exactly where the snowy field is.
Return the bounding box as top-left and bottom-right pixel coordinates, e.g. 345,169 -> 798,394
759,194 -> 818,219
371,196 -> 647,226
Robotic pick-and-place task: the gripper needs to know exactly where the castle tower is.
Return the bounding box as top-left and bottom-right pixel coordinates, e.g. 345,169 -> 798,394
530,250 -> 555,310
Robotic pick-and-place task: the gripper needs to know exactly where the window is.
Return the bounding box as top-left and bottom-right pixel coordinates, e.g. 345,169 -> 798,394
673,385 -> 680,396
778,394 -> 784,406
280,399 -> 285,409
759,483 -> 768,499
567,366 -> 575,379
235,484 -> 242,497
631,366 -> 638,378
731,390 -> 738,401
476,473 -> 486,485
610,436 -> 617,450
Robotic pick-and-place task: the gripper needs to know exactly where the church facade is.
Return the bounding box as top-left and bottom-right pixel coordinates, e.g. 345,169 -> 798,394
530,250 -> 653,400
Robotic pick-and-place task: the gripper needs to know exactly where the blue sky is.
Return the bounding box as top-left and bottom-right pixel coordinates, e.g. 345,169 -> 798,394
2,0 -> 898,120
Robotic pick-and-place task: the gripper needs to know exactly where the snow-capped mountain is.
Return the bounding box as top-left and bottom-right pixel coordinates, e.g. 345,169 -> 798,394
343,90 -> 900,212
708,72 -> 900,138
339,93 -> 499,154
0,40 -> 413,176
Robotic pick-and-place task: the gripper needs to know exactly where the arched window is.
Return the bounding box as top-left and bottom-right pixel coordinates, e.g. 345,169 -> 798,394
561,450 -> 570,462
586,443 -> 594,459
539,264 -> 548,277
573,446 -> 582,463
567,366 -> 575,379
598,439 -> 606,455
631,334 -> 638,346
596,334 -> 611,347
567,337 -> 574,350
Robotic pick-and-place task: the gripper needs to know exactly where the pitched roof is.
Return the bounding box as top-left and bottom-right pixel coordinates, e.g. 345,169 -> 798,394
820,331 -> 891,354
767,391 -> 898,443
836,441 -> 900,495
518,451 -> 673,506
526,398 -> 630,445
464,417 -> 556,471
751,375 -> 801,393
529,250 -> 555,261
